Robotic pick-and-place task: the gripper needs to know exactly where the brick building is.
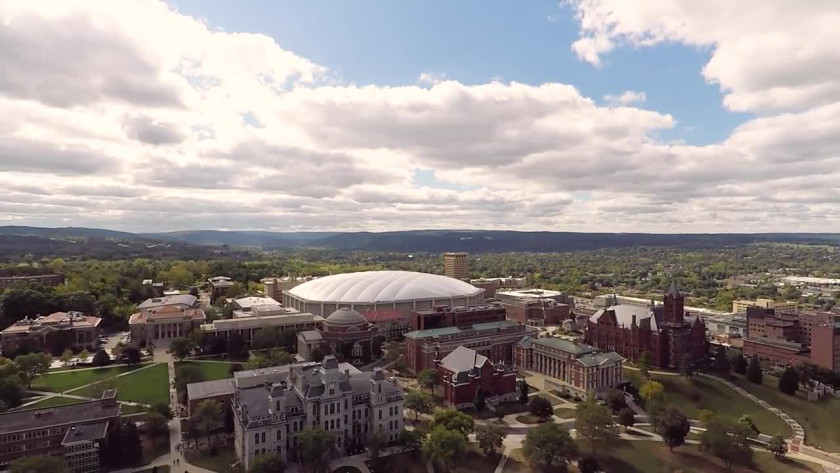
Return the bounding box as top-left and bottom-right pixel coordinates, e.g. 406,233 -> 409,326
404,320 -> 538,372
410,304 -> 506,331
361,310 -> 411,340
585,282 -> 706,369
435,346 -> 517,409
0,390 -> 120,471
1,312 -> 101,355
0,274 -> 65,289
494,289 -> 573,326
743,307 -> 840,371
513,337 -> 622,396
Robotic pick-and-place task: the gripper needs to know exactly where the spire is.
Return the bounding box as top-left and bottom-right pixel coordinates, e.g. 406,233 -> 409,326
667,279 -> 679,297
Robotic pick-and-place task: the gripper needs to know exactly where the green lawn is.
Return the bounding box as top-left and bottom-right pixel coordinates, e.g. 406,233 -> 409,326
554,407 -> 575,418
175,361 -> 234,382
31,364 -> 147,393
730,373 -> 840,452
121,403 -> 150,414
450,444 -> 501,473
379,451 -> 428,473
77,363 -> 169,406
22,396 -> 86,409
630,371 -> 791,438
185,445 -> 243,473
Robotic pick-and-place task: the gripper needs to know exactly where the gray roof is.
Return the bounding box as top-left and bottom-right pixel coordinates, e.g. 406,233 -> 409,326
590,304 -> 661,330
515,335 -> 533,348
576,351 -> 623,367
61,421 -> 109,445
138,294 -> 197,310
0,399 -> 119,435
299,330 -> 323,342
405,319 -> 520,339
187,378 -> 235,400
533,337 -> 600,355
439,346 -> 488,373
325,308 -> 368,327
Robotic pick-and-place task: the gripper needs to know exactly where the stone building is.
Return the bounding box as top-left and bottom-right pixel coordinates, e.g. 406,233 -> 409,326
129,295 -> 205,343
1,312 -> 101,355
232,357 -> 403,469
296,308 -> 383,365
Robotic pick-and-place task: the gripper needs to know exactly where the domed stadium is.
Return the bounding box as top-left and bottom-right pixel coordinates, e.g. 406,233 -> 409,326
282,270 -> 485,316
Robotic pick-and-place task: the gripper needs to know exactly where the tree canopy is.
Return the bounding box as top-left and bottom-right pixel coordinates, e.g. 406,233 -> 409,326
575,395 -> 618,455
423,426 -> 467,472
655,405 -> 691,452
248,452 -> 286,473
522,422 -> 578,471
431,409 -> 474,439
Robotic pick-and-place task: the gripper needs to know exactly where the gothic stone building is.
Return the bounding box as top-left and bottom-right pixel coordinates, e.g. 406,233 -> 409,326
585,282 -> 706,369
435,346 -> 517,409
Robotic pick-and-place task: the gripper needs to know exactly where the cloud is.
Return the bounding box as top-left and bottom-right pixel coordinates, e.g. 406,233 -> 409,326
417,73 -> 446,86
123,115 -> 187,145
603,90 -> 646,105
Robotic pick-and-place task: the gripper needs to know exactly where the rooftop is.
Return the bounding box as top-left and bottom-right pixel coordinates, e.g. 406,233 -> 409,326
0,398 -> 119,435
439,345 -> 488,373
137,294 -> 197,310
404,319 -> 521,339
1,312 -> 101,334
532,337 -> 600,355
233,296 -> 280,310
187,378 -> 235,400
200,312 -> 322,332
362,310 -> 410,323
61,421 -> 109,445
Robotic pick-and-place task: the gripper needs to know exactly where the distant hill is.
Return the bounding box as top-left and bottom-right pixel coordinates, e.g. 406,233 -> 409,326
1,226 -> 839,254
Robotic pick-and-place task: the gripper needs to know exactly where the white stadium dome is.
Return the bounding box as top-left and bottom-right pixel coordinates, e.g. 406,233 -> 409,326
282,270 -> 485,316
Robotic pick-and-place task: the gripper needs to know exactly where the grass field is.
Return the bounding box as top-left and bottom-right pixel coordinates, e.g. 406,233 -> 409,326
23,396 -> 86,409
185,445 -> 243,473
31,364 -> 147,392
554,407 -> 575,418
175,361 -> 233,382
631,371 -> 791,438
77,363 -> 169,406
730,373 -> 840,452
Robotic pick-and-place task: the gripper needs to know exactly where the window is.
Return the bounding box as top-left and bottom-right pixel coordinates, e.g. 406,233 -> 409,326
255,433 -> 260,444
344,399 -> 348,409
330,404 -> 335,415
378,385 -> 381,394
345,415 -> 348,424
337,419 -> 340,428
277,431 -> 282,441
312,405 -> 317,415
261,432 -> 266,443
378,410 -> 382,420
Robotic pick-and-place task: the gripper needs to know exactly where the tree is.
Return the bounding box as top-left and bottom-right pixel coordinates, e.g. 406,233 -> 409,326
738,414 -> 760,436
680,353 -> 694,378
423,426 -> 467,472
418,369 -> 439,393
9,455 -> 69,473
606,388 -> 627,413
638,350 -> 651,377
746,356 -> 763,384
767,435 -> 788,459
92,349 -> 111,367
192,400 -> 223,444
431,409 -> 475,439
404,389 -> 433,422
123,346 -> 142,365
397,428 -> 424,452
474,388 -> 486,412
521,422 -> 578,472
15,352 -> 51,388
145,412 -> 170,446
639,380 -> 665,404
698,409 -> 716,426
60,349 -> 73,366
78,348 -> 91,363
655,405 -> 690,452
528,396 -> 553,421
367,432 -> 384,471
519,380 -> 529,404
149,403 -> 174,420
699,419 -> 753,472
778,367 -> 799,395
169,337 -> 193,361
309,346 -> 325,363
112,341 -> 125,359
575,395 -> 618,455
0,377 -> 23,408
617,407 -> 635,432
476,426 -> 506,456
175,363 -> 204,398
578,456 -> 600,473
732,353 -> 747,375
714,346 -> 731,378
102,419 -> 143,468
248,452 -> 286,473
299,427 -> 333,473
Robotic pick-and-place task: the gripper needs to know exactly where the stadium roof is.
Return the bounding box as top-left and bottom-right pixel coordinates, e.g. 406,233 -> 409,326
287,270 -> 483,304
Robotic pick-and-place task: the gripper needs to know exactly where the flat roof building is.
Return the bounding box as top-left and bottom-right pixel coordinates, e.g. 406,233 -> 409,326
443,252 -> 469,280
1,312 -> 101,355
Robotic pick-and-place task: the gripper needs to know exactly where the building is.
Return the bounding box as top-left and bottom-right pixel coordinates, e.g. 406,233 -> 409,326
733,298 -> 798,315
209,276 -> 234,300
263,276 -> 306,301
361,310 -> 410,340
1,312 -> 101,355
201,310 -> 324,345
232,296 -> 281,312
0,273 -> 65,289
706,315 -> 747,348
410,304 -> 506,331
470,277 -> 528,289
436,346 -> 517,409
494,289 -> 573,326
282,271 -> 485,316
0,390 -> 120,471
586,282 -> 707,369
129,296 -> 205,343
443,252 -> 469,280
295,308 -> 383,365
743,307 -> 840,371
232,357 -> 403,469
513,337 -> 623,396
404,320 -> 538,372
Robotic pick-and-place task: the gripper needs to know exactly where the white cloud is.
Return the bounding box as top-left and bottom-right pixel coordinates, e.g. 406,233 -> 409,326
603,90 -> 646,106
0,0 -> 837,233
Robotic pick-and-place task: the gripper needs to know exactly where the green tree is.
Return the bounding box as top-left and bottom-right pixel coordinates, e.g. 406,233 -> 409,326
404,389 -> 433,422
617,407 -> 635,432
169,337 -> 193,361
714,346 -> 731,379
144,412 -> 170,446
15,352 -> 51,388
680,353 -> 694,378
732,353 -> 747,375
575,395 -> 618,455
528,396 -> 553,421
521,422 -> 578,472
397,428 -> 425,452
698,409 -> 716,426
767,435 -> 788,459
149,403 -> 174,420
9,455 -> 69,473
639,380 -> 665,404
192,400 -> 223,444
123,346 -> 142,365
431,409 -> 475,439
78,348 -> 91,363
418,369 -> 439,393
519,380 -> 529,404
606,388 -> 627,413
299,427 -> 333,473
476,426 -> 506,456
699,419 -> 753,472
367,432 -> 385,471
578,456 -> 600,473
60,349 -> 73,366
92,349 -> 111,367
423,426 -> 467,472
638,350 -> 651,377
0,377 -> 23,408
473,388 -> 486,413
778,367 -> 799,395
655,405 -> 690,452
746,356 -> 763,384
738,414 -> 760,436
248,452 -> 286,473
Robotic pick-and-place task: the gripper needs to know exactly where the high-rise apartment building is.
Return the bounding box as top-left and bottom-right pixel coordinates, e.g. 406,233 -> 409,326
443,252 -> 469,280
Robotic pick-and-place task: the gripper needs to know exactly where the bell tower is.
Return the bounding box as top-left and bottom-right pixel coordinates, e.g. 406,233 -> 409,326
663,280 -> 684,325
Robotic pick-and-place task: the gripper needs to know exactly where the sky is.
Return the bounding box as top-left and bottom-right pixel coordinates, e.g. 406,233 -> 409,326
1,0 -> 838,233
